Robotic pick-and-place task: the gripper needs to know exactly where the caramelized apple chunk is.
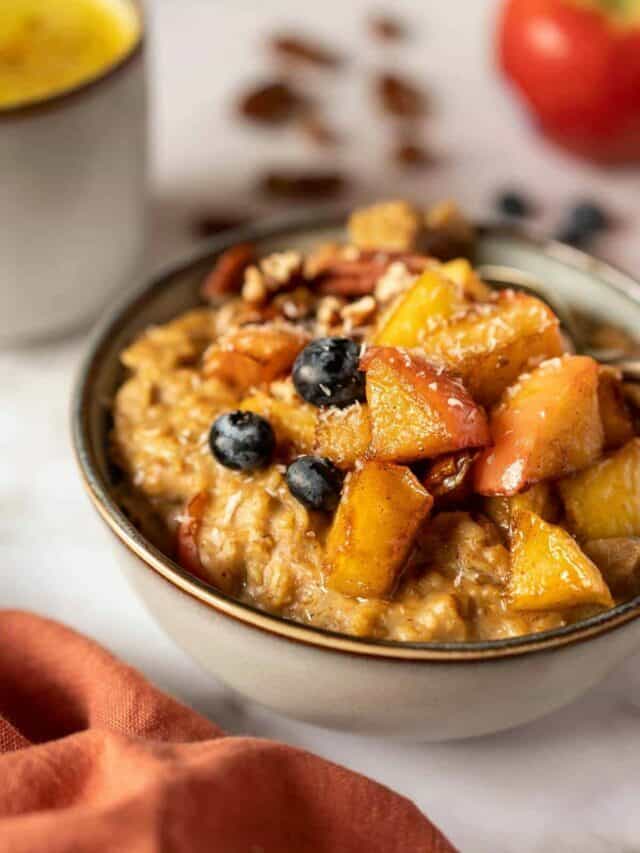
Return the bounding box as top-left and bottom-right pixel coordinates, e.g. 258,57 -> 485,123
440,258 -> 492,301
484,482 -> 560,540
419,291 -> 564,405
361,347 -> 490,463
509,510 -> 614,611
558,439 -> 640,540
598,366 -> 634,450
314,403 -> 372,469
240,387 -> 316,456
325,461 -> 433,598
475,355 -> 604,496
375,269 -> 462,347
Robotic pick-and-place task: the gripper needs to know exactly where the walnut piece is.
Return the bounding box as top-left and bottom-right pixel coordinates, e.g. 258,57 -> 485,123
348,201 -> 421,251
260,250 -> 303,287
340,295 -> 377,330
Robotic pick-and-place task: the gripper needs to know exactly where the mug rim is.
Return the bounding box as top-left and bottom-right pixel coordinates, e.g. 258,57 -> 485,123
0,0 -> 144,121
71,209 -> 640,663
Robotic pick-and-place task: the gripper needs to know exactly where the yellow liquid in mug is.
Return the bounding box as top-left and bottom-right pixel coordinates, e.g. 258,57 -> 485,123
0,0 -> 140,109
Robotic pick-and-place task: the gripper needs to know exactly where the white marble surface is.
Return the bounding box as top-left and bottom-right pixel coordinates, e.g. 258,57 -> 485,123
2,1 -> 640,850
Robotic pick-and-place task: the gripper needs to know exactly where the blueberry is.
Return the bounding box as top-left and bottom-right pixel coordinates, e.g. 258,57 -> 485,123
292,337 -> 366,408
209,411 -> 275,471
555,224 -> 591,248
569,201 -> 608,234
286,456 -> 343,511
496,190 -> 532,218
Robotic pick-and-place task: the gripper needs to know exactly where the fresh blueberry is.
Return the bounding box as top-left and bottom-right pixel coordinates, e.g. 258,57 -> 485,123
292,337 -> 366,408
209,410 -> 275,471
569,201 -> 609,234
496,190 -> 532,218
285,456 -> 343,511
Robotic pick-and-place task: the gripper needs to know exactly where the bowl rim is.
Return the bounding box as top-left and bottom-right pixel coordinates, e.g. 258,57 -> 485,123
72,208 -> 640,662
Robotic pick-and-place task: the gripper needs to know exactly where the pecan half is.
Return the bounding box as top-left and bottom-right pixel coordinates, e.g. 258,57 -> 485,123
375,72 -> 427,118
238,81 -> 303,125
269,34 -> 343,68
201,243 -> 256,300
314,251 -> 431,296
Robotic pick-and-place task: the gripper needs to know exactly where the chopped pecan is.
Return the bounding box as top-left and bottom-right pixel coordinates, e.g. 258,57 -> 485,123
260,250 -> 303,287
269,34 -> 343,68
375,261 -> 415,302
393,139 -> 432,169
201,243 -> 256,300
340,295 -> 377,330
242,266 -> 268,304
303,242 -> 342,278
316,295 -> 345,331
238,80 -> 303,125
423,451 -> 478,502
314,251 -> 431,296
375,72 -> 427,118
259,170 -> 347,201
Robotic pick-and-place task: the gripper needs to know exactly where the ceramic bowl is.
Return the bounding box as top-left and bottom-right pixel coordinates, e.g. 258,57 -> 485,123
72,211 -> 640,741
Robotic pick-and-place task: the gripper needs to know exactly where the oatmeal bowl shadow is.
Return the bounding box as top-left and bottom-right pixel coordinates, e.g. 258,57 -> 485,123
72,210 -> 640,741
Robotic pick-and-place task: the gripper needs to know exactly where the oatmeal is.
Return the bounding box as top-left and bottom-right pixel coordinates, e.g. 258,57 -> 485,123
111,201 -> 640,642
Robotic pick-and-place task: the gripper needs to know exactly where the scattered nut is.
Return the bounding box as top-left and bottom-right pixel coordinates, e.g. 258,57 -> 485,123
303,242 -> 342,278
242,266 -> 268,304
368,14 -> 406,41
259,170 -> 347,201
238,80 -> 303,125
375,72 -> 426,118
348,200 -> 421,251
374,261 -> 415,302
316,295 -> 345,331
201,243 -> 256,300
340,295 -> 377,330
269,34 -> 343,68
260,251 -> 303,288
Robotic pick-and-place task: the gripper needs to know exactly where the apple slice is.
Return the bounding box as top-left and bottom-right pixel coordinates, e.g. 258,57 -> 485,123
419,290 -> 564,405
558,439 -> 640,541
375,269 -> 462,347
314,403 -> 372,469
325,461 -> 433,598
509,509 -> 613,611
474,355 -> 604,496
361,347 -> 490,462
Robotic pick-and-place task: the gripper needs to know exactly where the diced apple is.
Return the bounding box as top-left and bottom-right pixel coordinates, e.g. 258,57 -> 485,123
419,291 -> 564,405
314,403 -> 372,469
240,389 -> 316,455
475,355 -> 604,496
375,269 -> 462,347
558,439 -> 640,540
582,538 -> 640,597
440,258 -> 492,301
509,509 -> 614,611
203,324 -> 308,390
325,461 -> 433,598
484,482 -> 560,539
361,347 -> 490,463
598,366 -> 634,449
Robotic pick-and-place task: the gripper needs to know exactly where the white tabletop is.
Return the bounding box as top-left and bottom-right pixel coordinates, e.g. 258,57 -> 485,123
2,2 -> 640,851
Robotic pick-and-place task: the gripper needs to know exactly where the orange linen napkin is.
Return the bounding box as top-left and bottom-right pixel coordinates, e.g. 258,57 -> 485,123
0,611 -> 456,853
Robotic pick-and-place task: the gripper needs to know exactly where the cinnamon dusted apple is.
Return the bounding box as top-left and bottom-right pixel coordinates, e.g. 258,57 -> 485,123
361,347 -> 490,462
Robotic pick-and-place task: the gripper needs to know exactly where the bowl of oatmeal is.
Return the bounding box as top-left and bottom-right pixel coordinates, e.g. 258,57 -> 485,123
73,201 -> 640,739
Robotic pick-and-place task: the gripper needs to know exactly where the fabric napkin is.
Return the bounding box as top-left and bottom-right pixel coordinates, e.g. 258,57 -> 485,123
0,611 -> 456,852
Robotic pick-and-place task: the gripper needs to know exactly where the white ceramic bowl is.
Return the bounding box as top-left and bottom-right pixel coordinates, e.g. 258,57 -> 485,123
72,212 -> 640,741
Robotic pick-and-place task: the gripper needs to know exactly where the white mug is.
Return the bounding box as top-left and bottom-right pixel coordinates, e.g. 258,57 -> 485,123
0,1 -> 147,345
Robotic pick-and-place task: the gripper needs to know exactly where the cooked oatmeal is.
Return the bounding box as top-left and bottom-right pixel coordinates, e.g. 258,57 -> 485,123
112,201 -> 640,642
